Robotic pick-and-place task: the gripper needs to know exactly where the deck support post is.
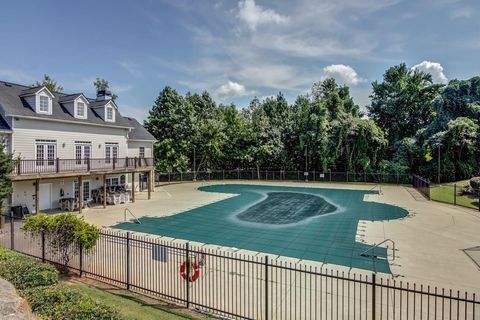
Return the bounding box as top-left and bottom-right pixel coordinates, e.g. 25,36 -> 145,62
78,175 -> 83,214
103,174 -> 107,208
35,179 -> 40,214
131,172 -> 135,203
147,171 -> 152,200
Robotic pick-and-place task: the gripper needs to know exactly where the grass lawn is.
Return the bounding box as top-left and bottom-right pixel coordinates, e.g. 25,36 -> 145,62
430,180 -> 479,210
72,284 -> 194,320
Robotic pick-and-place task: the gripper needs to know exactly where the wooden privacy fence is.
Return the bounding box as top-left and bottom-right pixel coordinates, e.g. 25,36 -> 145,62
0,216 -> 478,320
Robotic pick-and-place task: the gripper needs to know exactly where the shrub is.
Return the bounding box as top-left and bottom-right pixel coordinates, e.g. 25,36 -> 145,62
470,177 -> 480,191
23,284 -> 121,320
23,213 -> 100,268
0,248 -> 58,289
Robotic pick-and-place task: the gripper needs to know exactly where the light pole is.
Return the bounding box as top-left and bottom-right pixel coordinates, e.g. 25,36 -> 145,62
437,143 -> 441,184
305,145 -> 308,182
193,147 -> 196,181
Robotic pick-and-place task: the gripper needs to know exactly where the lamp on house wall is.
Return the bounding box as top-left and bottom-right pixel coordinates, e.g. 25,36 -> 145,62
62,142 -> 66,148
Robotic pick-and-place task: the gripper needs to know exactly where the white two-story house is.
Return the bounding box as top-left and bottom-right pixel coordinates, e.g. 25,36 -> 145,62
0,80 -> 155,214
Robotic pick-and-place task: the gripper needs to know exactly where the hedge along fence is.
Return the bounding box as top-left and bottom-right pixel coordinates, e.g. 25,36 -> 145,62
0,245 -> 120,320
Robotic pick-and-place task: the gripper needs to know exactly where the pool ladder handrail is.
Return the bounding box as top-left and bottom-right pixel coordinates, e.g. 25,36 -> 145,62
359,238 -> 395,261
124,208 -> 141,224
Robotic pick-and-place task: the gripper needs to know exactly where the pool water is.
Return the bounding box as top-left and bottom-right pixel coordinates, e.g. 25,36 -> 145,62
114,184 -> 408,273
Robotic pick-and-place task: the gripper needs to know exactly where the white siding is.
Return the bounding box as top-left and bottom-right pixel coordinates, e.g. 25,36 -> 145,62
127,141 -> 153,158
12,118 -> 129,159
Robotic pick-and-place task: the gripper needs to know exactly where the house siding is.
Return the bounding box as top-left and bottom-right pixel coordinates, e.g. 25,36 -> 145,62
127,141 -> 153,158
12,117 -> 129,159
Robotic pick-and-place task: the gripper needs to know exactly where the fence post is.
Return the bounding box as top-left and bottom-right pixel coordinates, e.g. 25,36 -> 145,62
126,232 -> 131,290
346,171 -> 349,183
454,184 -> 457,206
313,170 -> 316,181
186,242 -> 190,309
371,273 -> 376,320
41,231 -> 45,263
56,157 -> 60,173
396,172 -> 399,185
237,168 -> 240,180
265,255 -> 269,320
329,169 -> 332,182
297,170 -> 300,180
222,170 -> 225,180
79,242 -> 83,277
9,211 -> 14,250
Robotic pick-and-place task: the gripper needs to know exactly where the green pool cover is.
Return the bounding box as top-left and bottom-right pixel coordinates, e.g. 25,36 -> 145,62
114,184 -> 408,273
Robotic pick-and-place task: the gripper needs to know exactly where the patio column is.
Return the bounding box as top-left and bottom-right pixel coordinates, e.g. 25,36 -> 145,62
35,179 -> 40,214
150,169 -> 155,193
147,171 -> 151,200
131,172 -> 135,203
102,174 -> 107,208
78,176 -> 83,214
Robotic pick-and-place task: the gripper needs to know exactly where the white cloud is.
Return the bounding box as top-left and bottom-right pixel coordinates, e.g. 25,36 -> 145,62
216,81 -> 248,99
237,0 -> 289,31
322,64 -> 364,85
0,69 -> 34,84
451,6 -> 473,19
411,61 -> 448,84
120,61 -> 142,78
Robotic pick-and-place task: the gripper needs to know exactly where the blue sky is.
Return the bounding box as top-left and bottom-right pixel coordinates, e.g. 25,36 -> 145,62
0,0 -> 479,121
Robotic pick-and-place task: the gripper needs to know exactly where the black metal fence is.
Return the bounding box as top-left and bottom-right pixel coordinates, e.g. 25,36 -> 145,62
0,215 -> 478,319
412,175 -> 480,211
412,175 -> 431,199
155,170 -> 412,186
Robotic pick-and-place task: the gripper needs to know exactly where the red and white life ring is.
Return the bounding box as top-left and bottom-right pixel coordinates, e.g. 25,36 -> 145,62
180,260 -> 200,282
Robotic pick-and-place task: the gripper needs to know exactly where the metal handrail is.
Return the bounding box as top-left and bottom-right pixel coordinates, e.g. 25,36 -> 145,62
360,238 -> 396,261
124,208 -> 141,224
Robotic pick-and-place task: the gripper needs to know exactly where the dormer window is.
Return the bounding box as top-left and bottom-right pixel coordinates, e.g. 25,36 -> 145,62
39,95 -> 50,113
76,102 -> 86,118
105,106 -> 114,122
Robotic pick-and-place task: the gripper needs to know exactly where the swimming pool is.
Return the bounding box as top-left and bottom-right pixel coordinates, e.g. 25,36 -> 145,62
114,184 -> 408,273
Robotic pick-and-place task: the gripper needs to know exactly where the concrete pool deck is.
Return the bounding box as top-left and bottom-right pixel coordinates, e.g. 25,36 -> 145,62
79,180 -> 480,294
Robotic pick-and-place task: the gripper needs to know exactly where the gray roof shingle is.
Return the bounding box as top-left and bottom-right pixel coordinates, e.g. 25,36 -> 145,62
58,93 -> 85,103
124,117 -> 155,141
0,81 -> 133,129
0,116 -> 11,131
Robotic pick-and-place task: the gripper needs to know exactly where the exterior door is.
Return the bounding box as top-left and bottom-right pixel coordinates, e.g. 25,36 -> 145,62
75,144 -> 91,166
36,142 -> 56,168
39,183 -> 52,210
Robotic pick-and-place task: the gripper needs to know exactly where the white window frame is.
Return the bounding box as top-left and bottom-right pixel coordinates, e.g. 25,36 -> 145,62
105,143 -> 119,164
76,101 -> 86,118
73,180 -> 91,201
106,177 -> 120,187
35,140 -> 56,167
75,142 -> 91,165
139,146 -> 145,158
38,95 -> 51,114
105,106 -> 115,122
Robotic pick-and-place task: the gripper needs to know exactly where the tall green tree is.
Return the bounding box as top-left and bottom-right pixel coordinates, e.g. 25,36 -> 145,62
34,74 -> 63,93
368,64 -> 443,153
0,141 -> 13,211
145,87 -> 195,172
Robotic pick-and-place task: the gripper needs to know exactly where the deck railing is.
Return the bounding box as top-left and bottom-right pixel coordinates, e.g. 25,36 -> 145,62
11,157 -> 154,176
